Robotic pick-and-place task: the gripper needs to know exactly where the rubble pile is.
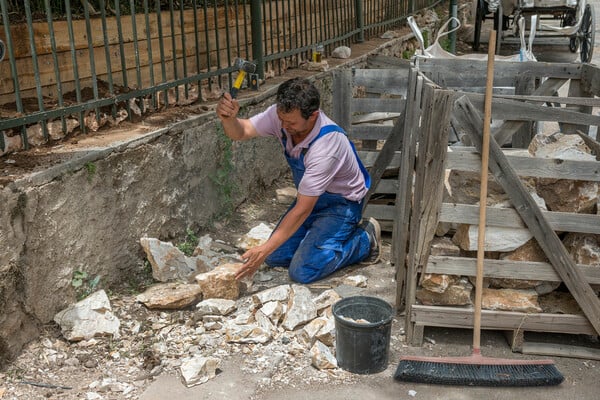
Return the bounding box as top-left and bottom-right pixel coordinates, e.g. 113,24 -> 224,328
0,225 -> 397,399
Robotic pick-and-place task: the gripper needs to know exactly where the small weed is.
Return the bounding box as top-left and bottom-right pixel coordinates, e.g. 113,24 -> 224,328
177,228 -> 198,256
84,162 -> 96,182
72,270 -> 101,300
402,49 -> 415,59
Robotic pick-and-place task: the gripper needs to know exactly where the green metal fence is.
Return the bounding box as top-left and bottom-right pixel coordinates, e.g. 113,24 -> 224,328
0,0 -> 439,153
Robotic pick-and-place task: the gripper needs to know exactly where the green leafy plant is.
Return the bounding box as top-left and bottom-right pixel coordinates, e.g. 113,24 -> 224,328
84,162 -> 97,182
177,228 -> 198,256
72,270 -> 101,300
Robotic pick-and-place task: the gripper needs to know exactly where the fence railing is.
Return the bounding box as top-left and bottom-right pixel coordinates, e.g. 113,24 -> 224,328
0,0 -> 439,154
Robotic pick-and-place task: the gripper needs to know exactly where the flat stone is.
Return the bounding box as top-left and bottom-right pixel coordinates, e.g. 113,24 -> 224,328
309,341 -> 337,370
136,282 -> 202,309
179,356 -> 221,387
482,288 -> 542,313
252,284 -> 291,306
282,285 -> 318,331
196,298 -> 236,316
195,263 -> 243,300
140,237 -> 204,283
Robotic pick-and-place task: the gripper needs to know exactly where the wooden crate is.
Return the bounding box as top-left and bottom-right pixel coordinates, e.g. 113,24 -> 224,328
395,58 -> 600,355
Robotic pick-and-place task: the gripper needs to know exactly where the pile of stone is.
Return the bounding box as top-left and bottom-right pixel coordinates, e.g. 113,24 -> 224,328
417,132 -> 600,314
50,229 -> 371,390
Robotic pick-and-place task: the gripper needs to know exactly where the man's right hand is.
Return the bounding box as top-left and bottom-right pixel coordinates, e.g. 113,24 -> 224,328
216,92 -> 240,121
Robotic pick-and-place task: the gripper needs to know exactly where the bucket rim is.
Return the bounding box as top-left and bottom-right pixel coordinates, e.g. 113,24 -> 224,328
332,295 -> 394,328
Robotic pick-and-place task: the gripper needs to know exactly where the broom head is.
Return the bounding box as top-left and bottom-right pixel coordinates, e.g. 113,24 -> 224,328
394,353 -> 564,387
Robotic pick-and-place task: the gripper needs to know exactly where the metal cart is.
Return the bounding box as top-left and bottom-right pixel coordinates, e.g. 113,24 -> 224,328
472,0 -> 595,62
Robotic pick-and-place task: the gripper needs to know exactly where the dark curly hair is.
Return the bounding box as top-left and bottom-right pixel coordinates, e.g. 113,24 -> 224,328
276,78 -> 320,119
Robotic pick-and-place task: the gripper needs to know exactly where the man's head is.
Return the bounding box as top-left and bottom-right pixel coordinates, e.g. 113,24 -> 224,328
276,78 -> 320,138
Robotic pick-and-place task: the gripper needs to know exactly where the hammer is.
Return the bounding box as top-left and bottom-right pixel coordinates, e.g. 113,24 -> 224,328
230,58 -> 256,99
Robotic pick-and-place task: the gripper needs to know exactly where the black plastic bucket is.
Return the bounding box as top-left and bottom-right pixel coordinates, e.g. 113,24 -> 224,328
332,296 -> 393,374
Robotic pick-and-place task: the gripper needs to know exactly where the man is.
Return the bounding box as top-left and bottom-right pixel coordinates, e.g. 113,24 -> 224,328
216,77 -> 380,284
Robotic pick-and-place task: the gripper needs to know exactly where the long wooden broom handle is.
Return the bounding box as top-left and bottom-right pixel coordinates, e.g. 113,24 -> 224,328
474,30 -> 497,353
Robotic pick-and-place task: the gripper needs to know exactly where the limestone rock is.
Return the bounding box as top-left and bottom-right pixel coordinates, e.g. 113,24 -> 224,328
563,233 -> 600,266
54,290 -> 120,341
195,298 -> 237,316
528,132 -> 595,161
421,274 -> 459,294
252,284 -> 291,306
275,187 -> 297,204
237,223 -> 273,251
301,316 -> 335,347
140,237 -> 206,283
224,324 -> 272,344
310,341 -> 337,370
195,263 -> 243,300
343,275 -> 368,288
430,236 -> 461,257
452,223 -> 533,252
258,301 -> 285,326
282,285 -> 317,331
416,278 -> 473,306
538,291 -> 583,314
331,46 -> 351,58
136,282 -> 202,309
179,356 -> 220,387
482,288 -> 542,313
500,239 -> 548,262
313,289 -> 342,312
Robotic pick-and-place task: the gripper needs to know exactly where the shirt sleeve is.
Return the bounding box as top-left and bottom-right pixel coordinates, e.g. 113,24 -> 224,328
249,105 -> 281,138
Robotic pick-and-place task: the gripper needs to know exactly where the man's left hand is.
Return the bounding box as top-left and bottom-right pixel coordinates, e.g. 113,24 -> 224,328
236,245 -> 269,280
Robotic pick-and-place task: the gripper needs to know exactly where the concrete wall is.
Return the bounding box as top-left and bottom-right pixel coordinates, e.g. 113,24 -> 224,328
0,32 -> 419,367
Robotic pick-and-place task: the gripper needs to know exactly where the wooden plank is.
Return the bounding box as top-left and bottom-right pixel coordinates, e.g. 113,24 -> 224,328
576,130 -> 600,160
446,150 -> 600,181
353,69 -> 409,97
560,78 -> 594,135
493,94 -> 600,107
348,124 -> 392,141
357,150 -> 401,169
581,64 -> 600,97
427,255 -> 600,284
366,54 -> 413,69
462,92 -> 600,126
512,73 -> 535,148
411,305 -> 597,335
332,69 -> 352,132
455,95 -> 600,336
416,58 -> 581,87
522,342 -> 600,360
440,203 -> 600,234
490,78 -> 569,146
395,72 -> 423,312
351,98 -> 405,114
364,204 -> 396,222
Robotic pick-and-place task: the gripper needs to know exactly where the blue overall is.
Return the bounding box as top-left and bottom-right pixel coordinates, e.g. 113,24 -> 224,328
265,124 -> 372,283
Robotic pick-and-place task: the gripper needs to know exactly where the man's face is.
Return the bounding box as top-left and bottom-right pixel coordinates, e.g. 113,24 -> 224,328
277,108 -> 318,138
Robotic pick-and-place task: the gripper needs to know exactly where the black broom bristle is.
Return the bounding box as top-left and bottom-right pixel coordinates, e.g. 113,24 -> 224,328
394,360 -> 564,387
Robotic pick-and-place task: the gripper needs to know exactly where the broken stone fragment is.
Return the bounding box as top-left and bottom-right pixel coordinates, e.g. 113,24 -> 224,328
237,223 -> 273,251
301,316 -> 335,347
258,301 -> 285,326
224,324 -> 272,344
529,132 -> 598,213
179,355 -> 221,387
282,285 -> 317,331
313,289 -> 342,312
563,233 -> 600,266
343,275 -> 368,288
452,223 -> 533,252
309,340 -> 337,370
430,236 -> 461,256
195,263 -> 243,300
416,278 -> 473,306
53,290 -> 120,341
140,237 -> 207,283
196,298 -> 237,316
482,288 -> 542,313
421,274 -> 459,294
252,284 -> 291,306
136,282 -> 202,309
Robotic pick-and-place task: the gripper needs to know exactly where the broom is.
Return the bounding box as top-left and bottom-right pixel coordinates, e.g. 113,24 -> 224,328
394,31 -> 564,387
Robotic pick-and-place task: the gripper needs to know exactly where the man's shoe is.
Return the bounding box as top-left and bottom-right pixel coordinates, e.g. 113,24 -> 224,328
361,217 -> 381,264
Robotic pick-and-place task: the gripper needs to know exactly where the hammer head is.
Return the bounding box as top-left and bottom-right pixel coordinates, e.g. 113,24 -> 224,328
234,57 -> 256,73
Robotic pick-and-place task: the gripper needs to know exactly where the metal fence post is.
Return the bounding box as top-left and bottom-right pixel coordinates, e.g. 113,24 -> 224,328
251,0 -> 264,79
355,0 -> 364,43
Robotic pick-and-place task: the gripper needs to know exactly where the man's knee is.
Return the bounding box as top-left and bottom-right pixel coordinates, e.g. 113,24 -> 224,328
288,264 -> 321,284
